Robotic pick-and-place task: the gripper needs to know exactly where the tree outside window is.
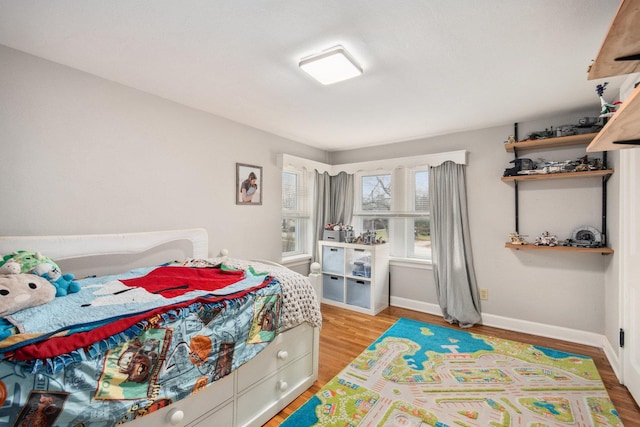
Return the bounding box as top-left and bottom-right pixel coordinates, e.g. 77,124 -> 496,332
354,169 -> 431,260
413,170 -> 430,258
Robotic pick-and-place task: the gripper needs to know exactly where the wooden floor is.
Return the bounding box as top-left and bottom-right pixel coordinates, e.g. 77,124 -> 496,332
264,304 -> 640,426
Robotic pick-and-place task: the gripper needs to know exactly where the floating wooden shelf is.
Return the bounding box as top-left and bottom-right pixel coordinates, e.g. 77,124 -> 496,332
501,169 -> 614,182
505,242 -> 614,254
504,133 -> 598,153
586,0 -> 640,152
588,0 -> 640,80
587,84 -> 640,152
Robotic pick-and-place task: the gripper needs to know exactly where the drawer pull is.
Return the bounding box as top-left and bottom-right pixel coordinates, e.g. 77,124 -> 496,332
166,408 -> 184,425
277,380 -> 288,392
277,350 -> 289,360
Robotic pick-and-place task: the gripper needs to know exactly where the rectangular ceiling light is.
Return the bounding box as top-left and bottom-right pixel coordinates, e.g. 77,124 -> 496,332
299,45 -> 363,85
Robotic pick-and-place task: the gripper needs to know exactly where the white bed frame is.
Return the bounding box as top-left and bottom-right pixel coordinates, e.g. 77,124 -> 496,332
0,228 -> 320,427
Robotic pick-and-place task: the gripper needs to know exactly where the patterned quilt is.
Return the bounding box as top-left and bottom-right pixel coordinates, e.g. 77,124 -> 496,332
191,257 -> 322,331
0,258 -> 321,426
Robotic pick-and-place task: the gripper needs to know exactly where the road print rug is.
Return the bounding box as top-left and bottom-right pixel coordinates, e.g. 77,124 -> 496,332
282,317 -> 622,426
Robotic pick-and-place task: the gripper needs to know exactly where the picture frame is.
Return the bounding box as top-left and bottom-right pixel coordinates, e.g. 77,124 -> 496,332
236,163 -> 262,205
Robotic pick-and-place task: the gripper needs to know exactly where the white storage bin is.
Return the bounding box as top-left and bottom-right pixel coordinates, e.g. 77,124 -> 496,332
322,230 -> 344,242
347,278 -> 371,309
322,274 -> 343,302
322,246 -> 344,274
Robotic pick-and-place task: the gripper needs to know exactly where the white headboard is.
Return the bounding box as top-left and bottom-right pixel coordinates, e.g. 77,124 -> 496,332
0,228 -> 209,277
0,228 -> 208,260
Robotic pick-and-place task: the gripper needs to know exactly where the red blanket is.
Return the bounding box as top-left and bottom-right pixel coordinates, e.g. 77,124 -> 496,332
120,265 -> 245,297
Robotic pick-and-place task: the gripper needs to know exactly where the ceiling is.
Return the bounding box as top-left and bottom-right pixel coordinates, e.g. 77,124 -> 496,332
0,1 -> 626,151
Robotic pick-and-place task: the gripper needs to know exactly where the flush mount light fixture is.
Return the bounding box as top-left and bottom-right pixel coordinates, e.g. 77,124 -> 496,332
299,45 -> 363,85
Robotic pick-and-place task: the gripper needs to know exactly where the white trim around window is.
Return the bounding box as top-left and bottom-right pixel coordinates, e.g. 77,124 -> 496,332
279,150 -> 467,177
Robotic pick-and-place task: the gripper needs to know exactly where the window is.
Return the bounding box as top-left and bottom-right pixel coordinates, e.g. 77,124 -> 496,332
361,174 -> 391,211
353,168 -> 431,260
280,150 -> 465,262
282,169 -> 310,257
360,173 -> 391,242
411,169 -> 431,258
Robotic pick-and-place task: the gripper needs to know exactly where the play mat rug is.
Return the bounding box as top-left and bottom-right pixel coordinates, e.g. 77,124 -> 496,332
282,318 -> 622,427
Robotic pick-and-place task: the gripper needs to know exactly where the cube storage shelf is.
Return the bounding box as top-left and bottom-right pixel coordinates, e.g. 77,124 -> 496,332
318,241 -> 389,315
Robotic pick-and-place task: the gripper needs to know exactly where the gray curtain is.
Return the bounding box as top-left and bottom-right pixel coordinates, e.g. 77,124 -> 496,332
330,171 -> 354,226
312,171 -> 354,260
313,172 -> 331,261
429,161 -> 481,328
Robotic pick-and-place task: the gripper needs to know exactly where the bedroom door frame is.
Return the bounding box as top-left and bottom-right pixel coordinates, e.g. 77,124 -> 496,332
620,147 -> 640,405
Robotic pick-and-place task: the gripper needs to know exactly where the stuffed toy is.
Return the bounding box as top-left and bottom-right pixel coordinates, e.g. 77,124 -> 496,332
0,259 -> 20,275
0,251 -> 80,297
0,273 -> 56,316
31,263 -> 80,297
1,251 -> 55,274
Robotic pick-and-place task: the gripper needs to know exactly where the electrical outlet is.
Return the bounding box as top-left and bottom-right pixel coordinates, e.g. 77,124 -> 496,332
480,288 -> 489,301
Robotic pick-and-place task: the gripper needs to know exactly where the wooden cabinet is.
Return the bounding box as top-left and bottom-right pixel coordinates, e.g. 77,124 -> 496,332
503,133 -> 614,254
318,241 -> 389,315
586,0 -> 640,152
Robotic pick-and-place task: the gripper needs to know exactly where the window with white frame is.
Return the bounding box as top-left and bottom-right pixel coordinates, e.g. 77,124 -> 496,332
280,150 -> 464,262
353,167 -> 431,260
411,168 -> 431,259
358,172 -> 392,243
282,168 -> 311,257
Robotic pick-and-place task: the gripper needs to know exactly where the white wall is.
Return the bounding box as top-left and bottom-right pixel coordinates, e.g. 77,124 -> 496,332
604,149 -> 621,372
0,45 -> 327,261
604,74 -> 640,377
332,113 -> 613,336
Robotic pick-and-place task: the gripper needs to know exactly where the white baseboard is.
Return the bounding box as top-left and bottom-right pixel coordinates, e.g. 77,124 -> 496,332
391,296 -> 442,316
390,296 -> 622,382
602,336 -> 622,382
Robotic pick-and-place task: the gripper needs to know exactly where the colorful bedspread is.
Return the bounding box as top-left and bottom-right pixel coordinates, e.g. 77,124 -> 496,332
0,260 -> 321,426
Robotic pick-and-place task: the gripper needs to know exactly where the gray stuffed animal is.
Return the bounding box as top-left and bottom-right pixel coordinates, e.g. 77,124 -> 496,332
0,273 -> 56,316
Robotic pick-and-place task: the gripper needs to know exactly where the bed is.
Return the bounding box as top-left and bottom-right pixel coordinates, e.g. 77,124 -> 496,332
0,228 -> 321,426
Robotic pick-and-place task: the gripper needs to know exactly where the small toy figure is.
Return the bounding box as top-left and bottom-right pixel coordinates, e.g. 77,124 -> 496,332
575,155 -> 591,172
534,231 -> 559,247
596,82 -> 621,117
508,233 -> 527,245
